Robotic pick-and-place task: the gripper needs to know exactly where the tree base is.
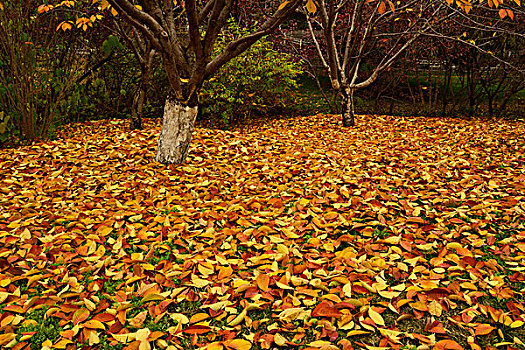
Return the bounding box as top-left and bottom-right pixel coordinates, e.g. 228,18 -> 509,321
130,117 -> 142,130
342,90 -> 356,127
342,115 -> 355,127
155,98 -> 198,165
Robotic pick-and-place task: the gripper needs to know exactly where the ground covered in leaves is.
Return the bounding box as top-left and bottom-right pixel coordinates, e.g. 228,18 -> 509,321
1,114 -> 524,350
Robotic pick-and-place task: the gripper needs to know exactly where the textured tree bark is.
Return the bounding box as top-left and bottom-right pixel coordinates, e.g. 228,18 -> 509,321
130,86 -> 146,130
342,89 -> 355,127
130,50 -> 155,130
155,98 -> 198,164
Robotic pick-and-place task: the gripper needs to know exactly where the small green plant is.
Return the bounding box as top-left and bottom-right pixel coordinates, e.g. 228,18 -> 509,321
17,306 -> 63,350
373,228 -> 388,239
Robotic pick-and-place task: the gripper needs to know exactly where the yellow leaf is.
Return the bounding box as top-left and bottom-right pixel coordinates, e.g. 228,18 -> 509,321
97,225 -> 113,236
428,300 -> 443,317
88,331 -> 100,345
347,330 -> 371,336
307,340 -> 339,349
378,290 -> 401,299
112,333 -> 134,343
343,282 -> 352,298
226,338 -> 252,350
84,319 -> 106,330
0,292 -> 8,303
198,263 -> 214,276
94,245 -> 105,256
228,308 -> 247,326
170,313 -> 189,324
192,276 -> 211,288
136,328 -> 151,350
383,236 -> 400,244
446,242 -> 462,250
142,263 -> 155,271
278,1 -> 290,10
368,307 -> 385,326
83,298 -> 96,311
274,333 -> 287,346
207,342 -> 224,350
20,228 -> 31,240
53,339 -> 72,349
0,278 -> 11,287
276,281 -> 294,290
511,320 -> 524,328
131,252 -> 143,261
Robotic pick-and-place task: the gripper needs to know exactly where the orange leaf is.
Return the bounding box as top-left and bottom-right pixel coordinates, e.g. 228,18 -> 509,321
306,0 -> 317,14
378,1 -> 386,14
387,0 -> 395,12
207,342 -> 224,350
474,324 -> 495,336
312,301 -> 342,318
256,274 -> 269,291
72,308 -> 90,326
278,1 -> 290,11
433,340 -> 463,350
182,325 -> 212,334
218,265 -> 233,280
190,313 -> 209,324
84,319 -> 106,330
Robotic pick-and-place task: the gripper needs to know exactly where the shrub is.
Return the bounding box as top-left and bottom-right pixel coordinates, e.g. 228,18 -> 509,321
0,1 -> 84,142
201,21 -> 303,127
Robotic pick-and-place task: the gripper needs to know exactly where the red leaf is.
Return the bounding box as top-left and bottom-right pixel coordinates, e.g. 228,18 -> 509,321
424,287 -> 452,299
92,313 -> 115,322
312,301 -> 343,318
182,325 -> 212,334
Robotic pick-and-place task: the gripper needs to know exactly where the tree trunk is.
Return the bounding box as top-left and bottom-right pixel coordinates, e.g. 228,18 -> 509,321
342,89 -> 355,127
130,51 -> 154,130
130,86 -> 146,130
155,97 -> 198,164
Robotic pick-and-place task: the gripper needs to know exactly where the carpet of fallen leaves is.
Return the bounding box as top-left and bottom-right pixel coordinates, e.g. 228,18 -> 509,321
1,114 -> 525,350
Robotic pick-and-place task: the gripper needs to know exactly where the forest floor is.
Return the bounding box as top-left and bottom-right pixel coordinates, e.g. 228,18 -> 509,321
0,114 -> 524,350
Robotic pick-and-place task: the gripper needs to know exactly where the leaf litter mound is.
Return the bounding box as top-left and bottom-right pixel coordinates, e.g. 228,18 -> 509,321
0,114 -> 524,350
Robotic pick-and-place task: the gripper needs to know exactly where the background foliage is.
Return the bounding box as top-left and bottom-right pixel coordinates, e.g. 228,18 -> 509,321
201,22 -> 303,128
